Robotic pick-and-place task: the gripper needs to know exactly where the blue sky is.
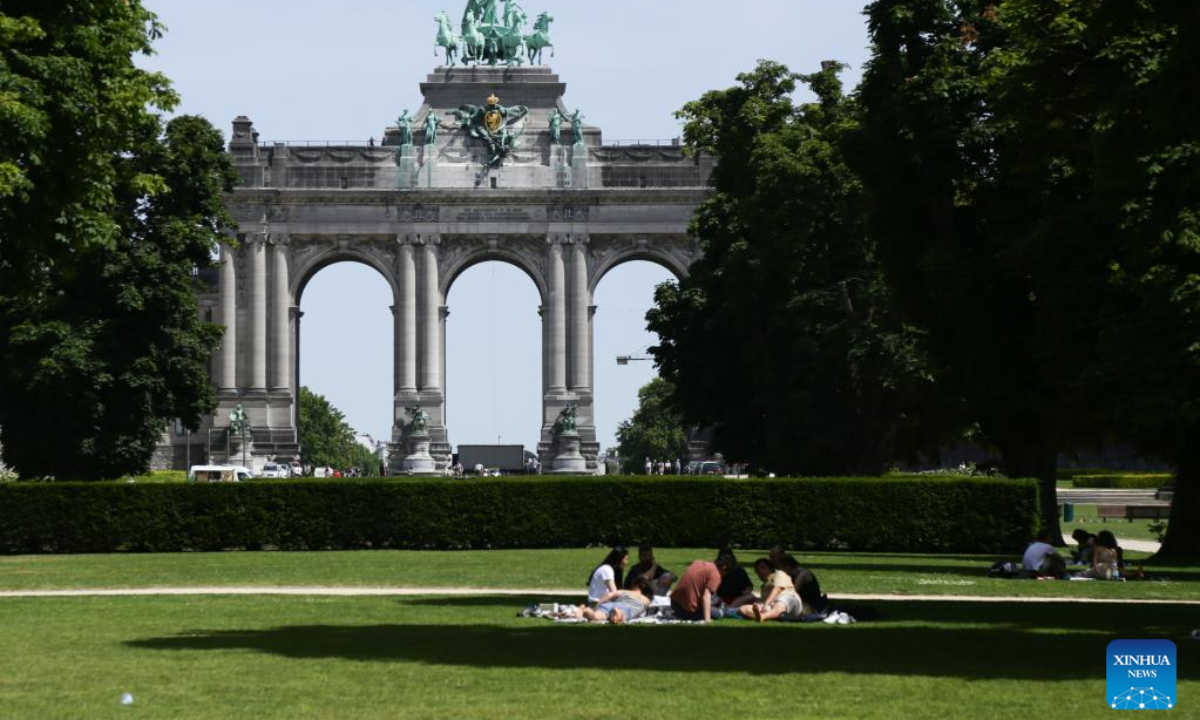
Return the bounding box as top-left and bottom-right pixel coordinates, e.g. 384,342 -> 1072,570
140,0 -> 873,453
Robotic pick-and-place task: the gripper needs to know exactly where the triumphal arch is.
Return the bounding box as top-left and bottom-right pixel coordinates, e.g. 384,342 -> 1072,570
188,1 -> 712,473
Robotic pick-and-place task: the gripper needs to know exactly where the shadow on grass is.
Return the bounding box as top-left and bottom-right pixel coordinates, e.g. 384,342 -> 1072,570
126,600 -> 1198,679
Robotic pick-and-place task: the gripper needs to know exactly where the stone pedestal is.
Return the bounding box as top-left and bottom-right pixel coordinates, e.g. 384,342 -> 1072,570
400,432 -> 438,475
555,145 -> 572,188
551,431 -> 587,474
570,143 -> 589,189
396,144 -> 417,189
419,142 -> 436,188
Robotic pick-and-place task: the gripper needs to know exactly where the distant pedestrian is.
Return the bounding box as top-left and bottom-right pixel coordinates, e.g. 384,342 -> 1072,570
644,457 -> 652,476
673,458 -> 681,475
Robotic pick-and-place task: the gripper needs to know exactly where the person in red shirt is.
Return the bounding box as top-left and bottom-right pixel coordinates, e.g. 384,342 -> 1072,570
669,559 -> 722,622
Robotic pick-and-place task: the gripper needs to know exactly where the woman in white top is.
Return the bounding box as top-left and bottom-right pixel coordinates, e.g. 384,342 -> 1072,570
587,546 -> 629,602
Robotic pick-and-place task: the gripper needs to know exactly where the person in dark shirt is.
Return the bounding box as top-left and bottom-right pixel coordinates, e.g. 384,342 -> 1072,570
623,543 -> 676,595
714,548 -> 755,608
770,546 -> 829,615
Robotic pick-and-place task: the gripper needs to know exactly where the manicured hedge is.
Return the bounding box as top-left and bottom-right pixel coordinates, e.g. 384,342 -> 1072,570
0,476 -> 1039,554
1071,474 -> 1173,489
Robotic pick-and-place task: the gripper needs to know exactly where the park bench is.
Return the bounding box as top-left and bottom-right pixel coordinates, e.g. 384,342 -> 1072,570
1125,505 -> 1170,521
1094,505 -> 1170,522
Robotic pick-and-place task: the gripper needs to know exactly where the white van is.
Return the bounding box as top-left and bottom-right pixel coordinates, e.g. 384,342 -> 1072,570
188,465 -> 254,483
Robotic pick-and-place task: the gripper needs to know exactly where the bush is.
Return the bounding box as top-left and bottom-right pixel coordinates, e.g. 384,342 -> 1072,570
0,476 -> 1038,555
1071,474 -> 1173,489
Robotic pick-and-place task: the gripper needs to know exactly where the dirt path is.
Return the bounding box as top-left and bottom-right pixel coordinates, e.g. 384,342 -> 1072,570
0,586 -> 1196,605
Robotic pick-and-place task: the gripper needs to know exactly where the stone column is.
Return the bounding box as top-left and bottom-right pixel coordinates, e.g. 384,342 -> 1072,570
398,238 -> 418,393
270,238 -> 291,393
218,242 -> 238,394
420,236 -> 441,392
569,236 -> 591,391
246,235 -> 268,394
546,236 -> 567,393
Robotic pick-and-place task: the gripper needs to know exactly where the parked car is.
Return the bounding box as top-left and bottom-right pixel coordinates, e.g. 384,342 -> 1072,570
697,461 -> 725,476
289,461 -> 303,477
260,463 -> 289,478
188,465 -> 254,483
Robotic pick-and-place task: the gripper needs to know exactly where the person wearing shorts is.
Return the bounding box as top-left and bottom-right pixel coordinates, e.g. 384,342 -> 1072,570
575,577 -> 655,624
739,558 -> 804,622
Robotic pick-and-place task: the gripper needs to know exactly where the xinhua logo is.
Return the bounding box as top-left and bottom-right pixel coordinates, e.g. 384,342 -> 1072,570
1107,639 -> 1177,710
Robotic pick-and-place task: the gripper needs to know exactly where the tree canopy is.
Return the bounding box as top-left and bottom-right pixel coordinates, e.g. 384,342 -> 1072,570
853,0 -> 1200,553
298,387 -> 383,474
648,60 -> 957,476
0,1 -> 236,480
614,377 -> 691,474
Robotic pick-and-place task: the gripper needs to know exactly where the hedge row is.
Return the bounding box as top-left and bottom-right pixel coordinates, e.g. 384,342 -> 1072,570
0,476 -> 1039,555
1071,474 -> 1173,489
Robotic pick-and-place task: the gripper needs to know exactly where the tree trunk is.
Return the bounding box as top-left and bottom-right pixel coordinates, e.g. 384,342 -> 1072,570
1156,445 -> 1199,559
1001,444 -> 1064,546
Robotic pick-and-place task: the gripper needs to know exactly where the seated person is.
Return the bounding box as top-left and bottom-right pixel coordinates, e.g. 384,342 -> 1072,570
738,558 -> 804,622
714,549 -> 755,608
624,543 -> 676,595
669,559 -> 723,622
587,546 -> 629,602
1070,528 -> 1096,565
1079,530 -> 1122,580
769,546 -> 829,615
576,578 -> 655,624
1021,530 -> 1062,575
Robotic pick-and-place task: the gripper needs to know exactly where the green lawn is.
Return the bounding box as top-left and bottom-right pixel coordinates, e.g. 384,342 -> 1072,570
0,594 -> 1195,720
1,549 -> 1197,601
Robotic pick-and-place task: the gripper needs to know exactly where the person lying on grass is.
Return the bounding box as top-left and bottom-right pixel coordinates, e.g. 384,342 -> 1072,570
574,577 -> 656,624
739,558 -> 804,623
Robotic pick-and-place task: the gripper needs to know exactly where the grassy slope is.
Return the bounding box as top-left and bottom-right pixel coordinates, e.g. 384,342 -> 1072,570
1,549 -> 1197,601
0,594 -> 1194,720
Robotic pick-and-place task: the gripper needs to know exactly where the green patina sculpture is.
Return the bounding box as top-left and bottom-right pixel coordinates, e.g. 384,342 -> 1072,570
435,1 -> 554,67
453,94 -> 530,167
570,109 -> 585,146
549,109 -> 563,146
555,404 -> 578,435
425,110 -> 442,145
397,110 -> 414,146
406,406 -> 431,435
228,404 -> 248,436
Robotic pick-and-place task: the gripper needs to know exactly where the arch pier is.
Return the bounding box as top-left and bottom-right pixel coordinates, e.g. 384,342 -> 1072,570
182,66 -> 712,473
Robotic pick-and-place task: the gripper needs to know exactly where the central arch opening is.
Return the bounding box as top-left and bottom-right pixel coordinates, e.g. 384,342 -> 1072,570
593,260 -> 679,458
298,261 -> 394,452
445,261 -> 542,453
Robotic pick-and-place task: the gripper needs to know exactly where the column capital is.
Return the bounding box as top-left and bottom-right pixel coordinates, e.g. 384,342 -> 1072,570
546,233 -> 568,246
416,234 -> 442,247
568,233 -> 591,246
268,233 -> 291,247
396,233 -> 418,246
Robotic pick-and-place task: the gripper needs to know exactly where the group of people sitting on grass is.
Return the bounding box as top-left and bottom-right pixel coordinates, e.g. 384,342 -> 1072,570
1019,529 -> 1126,580
574,544 -> 833,624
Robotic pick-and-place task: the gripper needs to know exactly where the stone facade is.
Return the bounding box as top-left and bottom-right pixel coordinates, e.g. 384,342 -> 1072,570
158,65 -> 712,473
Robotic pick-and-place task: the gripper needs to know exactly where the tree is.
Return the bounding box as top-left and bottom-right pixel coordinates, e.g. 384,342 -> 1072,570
0,2 -> 236,479
298,387 -> 382,474
615,378 -> 690,474
852,0 -> 1125,541
988,0 -> 1200,557
647,60 -> 957,476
